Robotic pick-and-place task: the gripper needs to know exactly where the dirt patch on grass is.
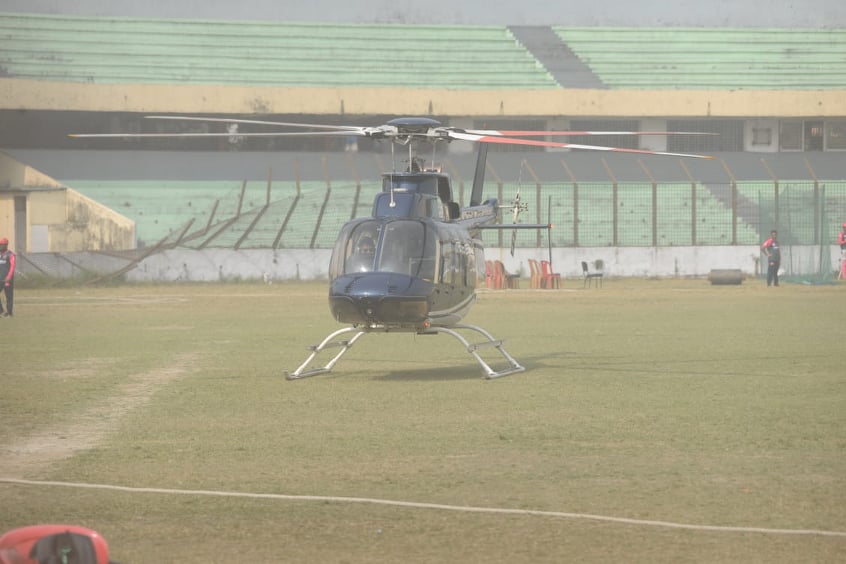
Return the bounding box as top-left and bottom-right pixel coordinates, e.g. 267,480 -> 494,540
0,353 -> 199,479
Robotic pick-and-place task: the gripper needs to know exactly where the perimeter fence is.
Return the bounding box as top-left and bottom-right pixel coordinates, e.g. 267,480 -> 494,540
66,177 -> 846,252
478,180 -> 846,251
16,179 -> 846,284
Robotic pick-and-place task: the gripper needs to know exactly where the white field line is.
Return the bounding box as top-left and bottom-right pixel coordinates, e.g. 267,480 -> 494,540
2,477 -> 845,539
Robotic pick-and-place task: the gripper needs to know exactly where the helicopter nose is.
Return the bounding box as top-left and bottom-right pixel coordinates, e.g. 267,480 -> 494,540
331,294 -> 429,326
329,273 -> 432,328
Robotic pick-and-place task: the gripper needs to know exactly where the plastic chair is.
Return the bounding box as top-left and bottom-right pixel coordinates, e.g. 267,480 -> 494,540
496,260 -> 520,289
486,260 -> 505,289
540,260 -> 561,289
527,259 -> 541,289
582,260 -> 604,288
484,260 -> 496,289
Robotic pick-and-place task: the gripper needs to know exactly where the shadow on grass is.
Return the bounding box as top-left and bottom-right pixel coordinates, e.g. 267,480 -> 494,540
375,366 -> 484,381
372,351 -> 580,381
289,350 -> 816,382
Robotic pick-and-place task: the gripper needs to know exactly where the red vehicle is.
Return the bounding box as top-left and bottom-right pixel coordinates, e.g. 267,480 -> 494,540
0,525 -> 112,564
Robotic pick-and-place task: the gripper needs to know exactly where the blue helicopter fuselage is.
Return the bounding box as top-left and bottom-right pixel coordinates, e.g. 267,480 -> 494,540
327,169 -> 494,331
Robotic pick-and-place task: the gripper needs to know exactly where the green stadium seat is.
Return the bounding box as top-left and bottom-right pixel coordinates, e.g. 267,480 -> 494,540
0,13 -> 556,89
553,27 -> 846,90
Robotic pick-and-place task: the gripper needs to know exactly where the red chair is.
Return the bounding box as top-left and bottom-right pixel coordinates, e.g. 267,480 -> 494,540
495,260 -> 520,289
540,260 -> 561,289
485,260 -> 503,289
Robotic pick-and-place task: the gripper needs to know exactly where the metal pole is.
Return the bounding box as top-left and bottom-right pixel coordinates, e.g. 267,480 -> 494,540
601,158 -> 618,246
561,159 -> 578,247
720,159 -> 737,245
638,159 -> 658,246
679,159 -> 696,246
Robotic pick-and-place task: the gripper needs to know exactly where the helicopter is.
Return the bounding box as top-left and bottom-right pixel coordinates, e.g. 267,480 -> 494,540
70,116 -> 712,379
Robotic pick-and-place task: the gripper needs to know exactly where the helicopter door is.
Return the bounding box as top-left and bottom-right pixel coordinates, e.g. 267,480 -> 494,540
378,221 -> 436,280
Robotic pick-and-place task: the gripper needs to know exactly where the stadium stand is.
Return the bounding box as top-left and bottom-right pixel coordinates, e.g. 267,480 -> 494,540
67,180 -> 310,247
117,174 -> 831,252
3,12 -> 844,253
185,180 -> 384,249
552,27 -> 846,89
5,13 -> 844,91
0,13 -> 557,89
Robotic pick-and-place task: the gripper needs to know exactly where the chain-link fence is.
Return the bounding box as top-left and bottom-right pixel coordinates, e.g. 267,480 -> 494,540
480,180 -> 846,250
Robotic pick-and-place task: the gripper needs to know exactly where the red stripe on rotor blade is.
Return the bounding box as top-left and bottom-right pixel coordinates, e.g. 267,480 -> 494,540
466,135 -> 712,159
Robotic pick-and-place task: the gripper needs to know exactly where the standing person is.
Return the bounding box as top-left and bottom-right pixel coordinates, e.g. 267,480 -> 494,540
0,237 -> 14,316
761,229 -> 781,287
0,237 -> 15,316
839,222 -> 846,279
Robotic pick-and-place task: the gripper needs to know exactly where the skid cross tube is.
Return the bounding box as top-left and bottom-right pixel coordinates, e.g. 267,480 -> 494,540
286,324 -> 524,380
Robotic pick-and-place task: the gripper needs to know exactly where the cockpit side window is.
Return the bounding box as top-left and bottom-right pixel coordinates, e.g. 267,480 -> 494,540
339,222 -> 380,275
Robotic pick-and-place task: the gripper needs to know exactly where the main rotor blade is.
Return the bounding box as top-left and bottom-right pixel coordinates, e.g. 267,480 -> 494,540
145,115 -> 367,132
447,131 -> 714,159
458,128 -> 718,137
69,130 -> 366,139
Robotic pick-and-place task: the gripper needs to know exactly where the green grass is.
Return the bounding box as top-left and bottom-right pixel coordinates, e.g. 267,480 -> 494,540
1,280 -> 845,563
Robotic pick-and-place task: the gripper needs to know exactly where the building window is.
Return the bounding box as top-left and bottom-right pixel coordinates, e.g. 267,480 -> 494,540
825,120 -> 846,150
667,120 -> 744,152
751,127 -> 772,146
804,120 -> 825,151
779,121 -> 802,151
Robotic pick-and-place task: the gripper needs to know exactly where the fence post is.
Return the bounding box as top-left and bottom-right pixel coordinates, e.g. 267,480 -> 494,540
561,159 -> 579,247
721,159 -> 738,245
804,158 -> 820,244
638,159 -> 658,246
521,161 -> 543,248
679,160 -> 697,246
601,158 -> 618,246
346,153 -> 362,220
309,155 -> 332,249
266,167 -> 272,206
761,159 -> 780,235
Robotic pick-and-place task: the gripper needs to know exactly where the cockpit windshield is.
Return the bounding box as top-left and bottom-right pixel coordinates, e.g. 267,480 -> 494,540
333,219 -> 436,280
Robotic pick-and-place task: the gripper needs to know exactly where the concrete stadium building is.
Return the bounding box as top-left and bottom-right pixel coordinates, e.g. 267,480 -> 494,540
1,4 -> 844,280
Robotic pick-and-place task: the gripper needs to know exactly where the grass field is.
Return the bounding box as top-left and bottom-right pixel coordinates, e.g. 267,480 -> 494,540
1,278 -> 845,563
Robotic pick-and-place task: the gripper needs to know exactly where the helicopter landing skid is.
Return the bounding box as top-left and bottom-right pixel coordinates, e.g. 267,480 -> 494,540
286,327 -> 368,380
286,323 -> 525,380
421,323 -> 526,379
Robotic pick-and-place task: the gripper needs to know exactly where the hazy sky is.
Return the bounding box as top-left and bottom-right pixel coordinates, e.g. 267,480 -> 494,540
2,0 -> 845,27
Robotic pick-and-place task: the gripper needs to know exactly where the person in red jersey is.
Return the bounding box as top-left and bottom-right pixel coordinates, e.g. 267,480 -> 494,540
0,237 -> 16,317
761,230 -> 780,287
